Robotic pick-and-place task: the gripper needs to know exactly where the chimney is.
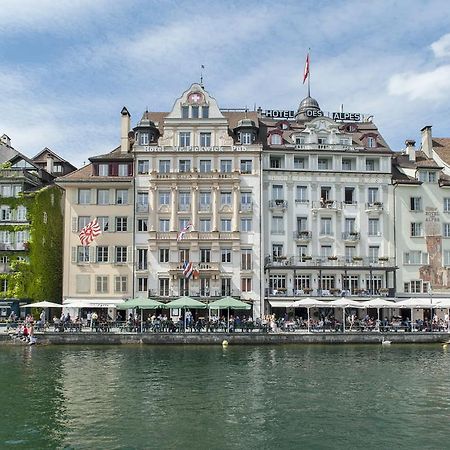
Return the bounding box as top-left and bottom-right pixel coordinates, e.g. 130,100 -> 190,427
421,125 -> 433,159
46,154 -> 54,173
405,139 -> 416,162
0,134 -> 11,146
120,107 -> 131,153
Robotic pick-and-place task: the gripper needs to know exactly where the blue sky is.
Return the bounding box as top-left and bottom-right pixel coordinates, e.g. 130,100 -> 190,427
1,0 -> 450,167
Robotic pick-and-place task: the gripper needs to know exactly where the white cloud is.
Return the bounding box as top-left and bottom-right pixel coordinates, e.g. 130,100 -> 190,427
431,33 -> 450,58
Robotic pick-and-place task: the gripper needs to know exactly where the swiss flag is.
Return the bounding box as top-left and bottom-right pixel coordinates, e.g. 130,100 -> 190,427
303,53 -> 310,84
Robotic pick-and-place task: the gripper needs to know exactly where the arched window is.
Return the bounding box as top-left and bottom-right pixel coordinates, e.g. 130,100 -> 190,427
270,134 -> 282,145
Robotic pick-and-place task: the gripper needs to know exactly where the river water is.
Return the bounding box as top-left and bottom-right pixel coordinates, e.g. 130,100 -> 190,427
1,344 -> 450,449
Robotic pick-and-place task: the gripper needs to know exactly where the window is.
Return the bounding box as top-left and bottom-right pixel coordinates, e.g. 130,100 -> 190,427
98,164 -> 109,176
368,188 -> 379,204
272,244 -> 284,258
178,191 -> 191,211
0,279 -> 7,293
318,158 -> 330,170
137,248 -> 148,270
410,197 -> 422,211
272,185 -> 283,200
269,274 -> 286,291
157,248 -> 170,263
344,187 -> 355,204
344,218 -> 356,233
115,217 -> 128,232
118,164 -> 128,176
16,206 -> 27,221
179,160 -> 191,173
202,106 -> 209,118
179,132 -> 191,147
221,191 -> 232,206
97,216 -> 109,232
138,277 -> 148,292
241,249 -> 252,270
445,250 -> 450,266
295,136 -> 305,145
294,275 -> 311,292
220,160 -> 232,172
200,133 -> 211,147
159,278 -> 170,296
139,132 -> 149,146
240,218 -> 252,232
444,198 -> 450,212
345,246 -> 356,263
294,157 -> 306,169
411,222 -> 423,237
179,249 -> 190,263
297,217 -> 308,232
199,192 -> 211,210
97,189 -> 109,205
179,218 -> 190,231
241,278 -> 252,292
270,134 -> 282,145
241,132 -> 252,145
159,160 -> 170,173
115,246 -> 127,263
240,192 -> 252,206
75,274 -> 90,294
320,217 -> 332,235
191,106 -> 199,118
318,137 -> 327,145
96,246 -> 108,263
366,159 -> 375,171
340,138 -> 351,145
137,160 -> 149,174
404,251 -> 428,265
77,246 -> 90,263
200,249 -> 211,263
159,191 -> 170,206
96,276 -> 108,293
272,216 -> 284,234
221,278 -> 231,296
320,245 -> 332,258
115,276 -> 128,293
181,106 -> 189,119
78,216 -> 90,232
368,246 -> 379,263
221,219 -> 231,232
159,219 -> 169,232
296,186 -> 308,203
342,159 -> 353,170
418,170 -> 437,183
199,159 -> 211,172
137,192 -> 148,209
116,189 -> 128,205
444,223 -> 450,237
368,218 -> 380,236
78,189 -> 91,204
137,219 -> 148,232
367,137 -> 376,148
199,219 -> 211,232
240,160 -> 252,174
221,248 -> 231,263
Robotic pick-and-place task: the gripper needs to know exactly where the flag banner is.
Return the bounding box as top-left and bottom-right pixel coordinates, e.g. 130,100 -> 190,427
303,53 -> 310,84
192,267 -> 200,279
183,261 -> 194,279
177,223 -> 193,241
79,218 -> 101,246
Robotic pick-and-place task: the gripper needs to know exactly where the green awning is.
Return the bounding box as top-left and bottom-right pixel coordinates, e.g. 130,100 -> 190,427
116,298 -> 165,310
165,296 -> 207,309
208,296 -> 251,310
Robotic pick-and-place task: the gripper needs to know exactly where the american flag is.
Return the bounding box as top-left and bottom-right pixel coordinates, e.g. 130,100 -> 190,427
79,218 -> 101,246
182,261 -> 193,279
177,222 -> 193,242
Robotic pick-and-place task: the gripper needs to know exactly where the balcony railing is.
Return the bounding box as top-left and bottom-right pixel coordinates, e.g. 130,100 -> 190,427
269,199 -> 288,209
136,204 -> 149,213
240,203 -> 253,212
199,204 -> 211,212
312,200 -> 342,210
341,231 -> 360,241
151,171 -> 240,181
264,255 -> 396,268
293,230 -> 312,240
365,202 -> 384,211
0,243 -> 26,251
178,204 -> 191,212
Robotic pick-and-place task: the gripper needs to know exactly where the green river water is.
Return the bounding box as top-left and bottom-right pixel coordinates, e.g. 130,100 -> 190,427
1,344 -> 450,449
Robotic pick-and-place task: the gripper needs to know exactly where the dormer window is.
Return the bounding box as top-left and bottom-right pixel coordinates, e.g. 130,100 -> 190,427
202,106 -> 209,118
418,170 -> 437,183
241,132 -> 252,145
98,163 -> 109,176
270,134 -> 282,145
140,132 -> 149,146
192,106 -> 199,119
182,106 -> 189,119
367,136 -> 376,148
318,137 -> 327,145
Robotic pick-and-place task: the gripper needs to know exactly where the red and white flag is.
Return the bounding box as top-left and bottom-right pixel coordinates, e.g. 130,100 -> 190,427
79,218 -> 101,246
177,222 -> 193,242
182,261 -> 194,279
303,53 -> 310,84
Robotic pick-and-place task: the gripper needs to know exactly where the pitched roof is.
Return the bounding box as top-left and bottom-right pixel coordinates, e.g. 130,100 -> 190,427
89,146 -> 133,162
32,147 -> 77,169
432,138 -> 450,165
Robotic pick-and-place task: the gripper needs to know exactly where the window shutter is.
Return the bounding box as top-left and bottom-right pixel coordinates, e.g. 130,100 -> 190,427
72,189 -> 78,204
91,189 -> 96,205
111,246 -> 115,263
127,216 -> 132,232
403,252 -> 409,264
422,252 -> 428,264
109,189 -> 114,205
72,217 -> 78,233
128,162 -> 133,176
89,246 -> 95,263
92,164 -> 99,176
71,247 -> 77,263
127,246 -> 132,264
109,217 -> 115,232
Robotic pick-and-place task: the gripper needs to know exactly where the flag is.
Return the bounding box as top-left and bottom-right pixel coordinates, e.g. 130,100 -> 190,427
192,267 -> 200,279
303,53 -> 310,84
183,261 -> 194,279
177,222 -> 193,241
79,218 -> 101,246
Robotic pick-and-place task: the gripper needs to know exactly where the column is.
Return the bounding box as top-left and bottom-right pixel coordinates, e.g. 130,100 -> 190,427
149,184 -> 156,231
232,184 -> 240,232
170,185 -> 177,231
212,184 -> 219,231
191,184 -> 198,230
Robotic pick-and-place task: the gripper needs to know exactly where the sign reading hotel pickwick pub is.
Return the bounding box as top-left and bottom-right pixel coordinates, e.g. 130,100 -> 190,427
262,109 -> 363,121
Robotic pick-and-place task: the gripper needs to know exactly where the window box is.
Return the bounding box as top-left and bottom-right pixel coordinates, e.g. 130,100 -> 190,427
302,256 -> 312,261
328,256 -> 338,261
353,256 -> 363,261
378,257 -> 389,262
303,288 -> 313,294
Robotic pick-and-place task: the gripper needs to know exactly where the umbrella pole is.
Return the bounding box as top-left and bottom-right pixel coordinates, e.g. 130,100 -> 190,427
184,308 -> 186,333
411,308 -> 414,332
343,307 -> 346,333
307,307 -> 310,333
227,308 -> 230,333
141,309 -> 143,333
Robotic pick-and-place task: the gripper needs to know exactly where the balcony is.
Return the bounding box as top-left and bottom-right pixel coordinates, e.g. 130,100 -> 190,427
341,231 -> 360,241
365,202 -> 383,213
178,204 -> 191,212
269,199 -> 288,210
0,243 -> 26,251
264,255 -> 396,268
312,200 -> 342,211
199,204 -> 211,212
151,171 -> 240,182
240,203 -> 253,212
169,262 -> 220,274
136,204 -> 149,213
293,230 -> 312,241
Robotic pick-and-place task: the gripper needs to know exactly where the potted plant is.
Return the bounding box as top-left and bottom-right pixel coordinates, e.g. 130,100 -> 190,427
353,256 -> 363,261
378,256 -> 389,261
328,256 -> 338,261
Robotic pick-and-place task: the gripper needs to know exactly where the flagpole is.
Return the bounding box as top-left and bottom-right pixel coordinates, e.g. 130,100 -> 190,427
307,48 -> 311,97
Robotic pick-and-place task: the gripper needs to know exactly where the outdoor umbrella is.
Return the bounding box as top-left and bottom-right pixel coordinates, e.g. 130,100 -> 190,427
396,298 -> 438,331
363,298 -> 396,331
20,301 -> 63,308
117,298 -> 165,332
290,297 -> 320,332
165,297 -> 206,332
329,298 -> 366,332
208,296 -> 251,332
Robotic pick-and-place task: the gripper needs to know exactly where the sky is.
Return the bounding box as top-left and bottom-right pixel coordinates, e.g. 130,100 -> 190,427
1,0 -> 450,168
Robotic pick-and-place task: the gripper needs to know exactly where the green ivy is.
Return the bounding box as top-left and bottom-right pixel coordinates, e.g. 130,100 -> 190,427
0,224 -> 30,232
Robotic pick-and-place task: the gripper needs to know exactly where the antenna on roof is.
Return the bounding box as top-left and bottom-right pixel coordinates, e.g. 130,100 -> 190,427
200,65 -> 205,88
245,106 -> 248,118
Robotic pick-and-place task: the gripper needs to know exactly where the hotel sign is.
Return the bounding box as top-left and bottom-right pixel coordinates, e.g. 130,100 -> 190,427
262,109 -> 362,122
142,146 -> 248,152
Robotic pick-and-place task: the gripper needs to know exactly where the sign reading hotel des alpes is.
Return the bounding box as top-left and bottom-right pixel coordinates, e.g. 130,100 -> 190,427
262,109 -> 362,121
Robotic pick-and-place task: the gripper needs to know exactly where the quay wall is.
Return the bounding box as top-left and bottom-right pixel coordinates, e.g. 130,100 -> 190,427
1,332 -> 449,346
